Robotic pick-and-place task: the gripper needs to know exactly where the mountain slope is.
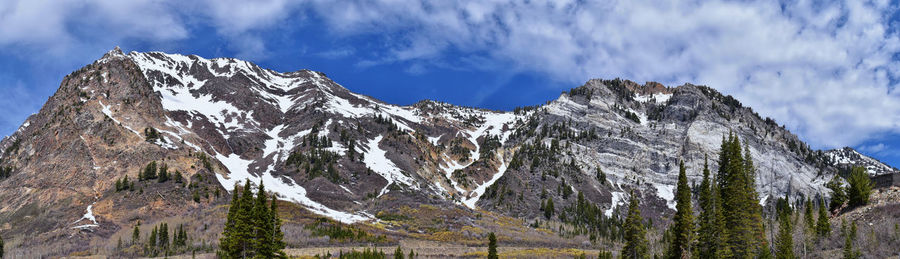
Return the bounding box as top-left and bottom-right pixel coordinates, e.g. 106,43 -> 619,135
0,47 -> 893,255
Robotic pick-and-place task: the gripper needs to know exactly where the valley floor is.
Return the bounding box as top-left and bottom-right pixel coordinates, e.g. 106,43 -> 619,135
120,245 -> 602,259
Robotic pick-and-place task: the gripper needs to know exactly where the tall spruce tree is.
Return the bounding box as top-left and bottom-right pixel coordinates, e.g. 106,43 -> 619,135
132,222 -> 141,245
803,198 -> 815,233
252,183 -> 273,257
716,134 -> 764,258
488,232 -> 498,259
847,166 -> 872,208
623,191 -> 648,259
220,182 -> 242,257
218,180 -> 286,258
696,156 -> 722,259
149,225 -> 158,249
816,198 -> 831,238
665,160 -> 693,259
842,220 -> 859,259
775,196 -> 794,259
269,196 -> 286,258
826,175 -> 847,211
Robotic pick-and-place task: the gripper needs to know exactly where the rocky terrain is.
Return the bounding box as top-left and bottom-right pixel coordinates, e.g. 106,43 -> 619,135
0,47 -> 894,256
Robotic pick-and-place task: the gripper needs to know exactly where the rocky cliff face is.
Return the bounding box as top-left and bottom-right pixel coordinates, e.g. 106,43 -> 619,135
0,48 -> 892,254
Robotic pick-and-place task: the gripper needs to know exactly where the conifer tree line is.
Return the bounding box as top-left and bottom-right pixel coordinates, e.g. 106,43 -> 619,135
125,220 -> 190,257
219,180 -> 286,258
136,161 -> 183,183
619,133 -> 874,259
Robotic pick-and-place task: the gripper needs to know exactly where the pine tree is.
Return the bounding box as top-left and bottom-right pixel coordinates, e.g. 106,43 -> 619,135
665,160 -> 693,259
623,191 -> 648,259
133,222 -> 141,245
145,161 -> 157,180
842,220 -> 859,259
409,249 -> 415,259
252,183 -> 273,257
696,156 -> 722,259
159,222 -> 169,248
847,166 -> 872,208
158,163 -> 169,183
826,175 -> 846,211
487,232 -> 498,259
716,134 -> 764,258
394,246 -> 404,259
0,235 -> 4,258
149,225 -> 158,248
219,182 -> 244,258
804,198 -> 815,233
816,198 -> 831,238
269,195 -> 286,258
218,180 -> 285,258
544,198 -> 554,219
775,197 -> 794,259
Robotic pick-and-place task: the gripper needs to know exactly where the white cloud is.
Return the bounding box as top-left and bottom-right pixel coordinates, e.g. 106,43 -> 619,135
300,0 -> 900,150
0,0 -> 188,54
859,143 -> 888,154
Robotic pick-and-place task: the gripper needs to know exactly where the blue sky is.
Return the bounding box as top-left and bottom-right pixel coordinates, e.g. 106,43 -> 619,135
1,0 -> 900,167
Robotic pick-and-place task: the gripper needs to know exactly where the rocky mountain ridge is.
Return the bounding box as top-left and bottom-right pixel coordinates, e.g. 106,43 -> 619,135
0,47 -> 894,255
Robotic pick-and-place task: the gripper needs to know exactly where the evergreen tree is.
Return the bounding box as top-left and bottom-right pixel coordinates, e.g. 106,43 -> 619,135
842,220 -> 859,259
696,156 -> 722,259
269,195 -> 287,259
252,183 -> 273,257
803,198 -> 815,233
159,222 -> 169,248
0,235 -> 4,258
149,225 -> 158,248
133,222 -> 141,245
775,197 -> 794,259
665,160 -> 693,259
716,134 -> 764,258
623,191 -> 648,259
847,166 -> 872,208
146,161 -> 158,180
394,246 -> 404,259
408,249 -> 415,259
816,199 -> 831,238
219,182 -> 246,258
218,180 -> 286,258
487,232 -> 498,259
826,175 -> 846,211
158,163 -> 169,183
544,198 -> 554,219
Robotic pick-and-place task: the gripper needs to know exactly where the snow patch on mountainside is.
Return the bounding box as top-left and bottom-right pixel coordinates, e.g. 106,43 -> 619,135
462,152 -> 510,209
653,183 -> 675,210
605,191 -> 626,217
635,93 -> 672,104
213,152 -> 370,224
363,136 -> 417,197
98,100 -> 142,137
72,203 -> 98,229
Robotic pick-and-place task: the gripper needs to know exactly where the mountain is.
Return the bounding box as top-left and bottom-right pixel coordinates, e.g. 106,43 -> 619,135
0,47 -> 892,256
824,147 -> 898,176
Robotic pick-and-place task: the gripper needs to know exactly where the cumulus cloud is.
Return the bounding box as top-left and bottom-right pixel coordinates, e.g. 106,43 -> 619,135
302,0 -> 900,150
1,0 -> 899,151
0,0 -> 188,55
